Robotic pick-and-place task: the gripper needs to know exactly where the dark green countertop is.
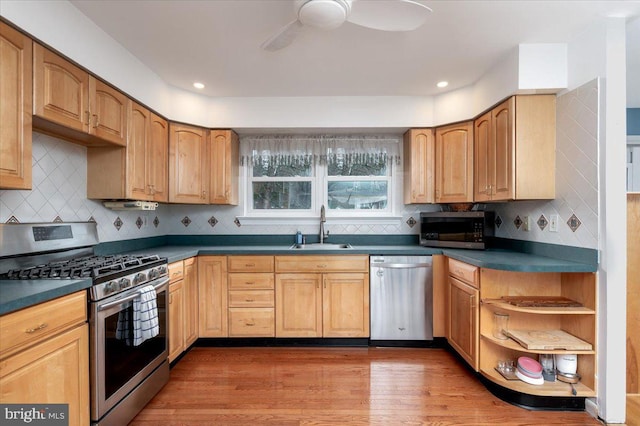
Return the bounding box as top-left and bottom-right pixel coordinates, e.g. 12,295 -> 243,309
0,278 -> 92,316
0,241 -> 597,316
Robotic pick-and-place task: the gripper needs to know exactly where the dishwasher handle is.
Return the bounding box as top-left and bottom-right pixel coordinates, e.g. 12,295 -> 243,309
372,262 -> 432,269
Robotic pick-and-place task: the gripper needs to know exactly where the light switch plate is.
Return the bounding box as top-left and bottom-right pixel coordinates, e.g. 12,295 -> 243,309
549,214 -> 559,232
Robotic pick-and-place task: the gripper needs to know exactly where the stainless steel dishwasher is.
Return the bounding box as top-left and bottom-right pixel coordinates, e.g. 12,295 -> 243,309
370,255 -> 433,342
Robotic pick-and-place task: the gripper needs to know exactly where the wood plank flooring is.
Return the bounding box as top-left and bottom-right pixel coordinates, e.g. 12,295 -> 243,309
130,347 -> 603,425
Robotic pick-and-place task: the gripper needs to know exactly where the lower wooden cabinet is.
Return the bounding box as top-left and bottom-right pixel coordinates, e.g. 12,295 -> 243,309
198,256 -> 228,337
274,256 -> 369,338
168,279 -> 184,362
0,291 -> 89,425
448,274 -> 479,370
183,258 -> 198,347
168,257 -> 198,362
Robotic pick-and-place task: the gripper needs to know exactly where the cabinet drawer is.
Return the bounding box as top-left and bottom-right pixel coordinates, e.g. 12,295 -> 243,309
448,258 -> 479,288
228,256 -> 274,273
228,273 -> 275,290
168,260 -> 184,282
0,291 -> 87,359
228,308 -> 274,337
275,255 -> 369,273
229,290 -> 274,307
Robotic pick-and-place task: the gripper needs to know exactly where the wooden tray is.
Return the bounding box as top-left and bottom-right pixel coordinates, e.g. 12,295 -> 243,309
505,329 -> 592,350
500,296 -> 582,308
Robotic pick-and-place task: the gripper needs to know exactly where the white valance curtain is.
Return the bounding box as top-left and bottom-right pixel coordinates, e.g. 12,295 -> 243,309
240,134 -> 401,167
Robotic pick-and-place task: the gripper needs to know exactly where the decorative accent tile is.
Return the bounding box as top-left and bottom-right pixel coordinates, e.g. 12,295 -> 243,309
537,215 -> 548,231
406,217 -> 416,228
88,216 -> 96,223
495,215 -> 503,229
113,217 -> 123,231
181,216 -> 192,227
136,217 -> 143,229
6,216 -> 20,224
234,217 -> 241,227
514,215 -> 523,229
153,216 -> 160,228
53,215 -> 63,223
208,216 -> 218,227
567,214 -> 582,232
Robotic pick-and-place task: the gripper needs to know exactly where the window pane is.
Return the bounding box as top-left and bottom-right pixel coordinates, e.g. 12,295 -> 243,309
327,153 -> 388,177
253,182 -> 312,209
327,181 -> 388,210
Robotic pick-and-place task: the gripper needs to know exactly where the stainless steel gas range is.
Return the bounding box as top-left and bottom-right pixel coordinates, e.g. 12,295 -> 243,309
0,222 -> 170,426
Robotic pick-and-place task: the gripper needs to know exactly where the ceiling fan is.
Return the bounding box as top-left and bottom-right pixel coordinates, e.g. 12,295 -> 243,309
261,0 -> 432,51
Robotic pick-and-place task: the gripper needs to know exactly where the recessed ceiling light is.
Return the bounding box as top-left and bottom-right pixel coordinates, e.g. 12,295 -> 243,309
193,82 -> 205,89
436,81 -> 449,88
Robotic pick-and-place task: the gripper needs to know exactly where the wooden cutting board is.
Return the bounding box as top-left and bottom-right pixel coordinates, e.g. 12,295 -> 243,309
505,329 -> 592,350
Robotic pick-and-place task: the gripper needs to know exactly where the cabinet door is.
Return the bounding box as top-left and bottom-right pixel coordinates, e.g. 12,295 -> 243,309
169,123 -> 208,204
435,122 -> 473,203
0,23 -> 32,190
89,77 -> 128,146
275,274 -> 322,337
403,128 -> 435,204
449,276 -> 479,370
0,324 -> 89,425
128,102 -> 151,200
198,256 -> 227,337
168,280 -> 184,362
474,111 -> 492,202
33,43 -> 89,133
491,97 -> 515,201
209,130 -> 239,205
183,258 -> 198,347
149,112 -> 169,202
323,273 -> 369,337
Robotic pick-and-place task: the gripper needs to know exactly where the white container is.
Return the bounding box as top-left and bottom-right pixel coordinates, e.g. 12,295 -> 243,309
555,353 -> 577,374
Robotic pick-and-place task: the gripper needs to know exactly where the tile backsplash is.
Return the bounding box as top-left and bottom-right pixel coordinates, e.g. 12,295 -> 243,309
1,79 -> 600,249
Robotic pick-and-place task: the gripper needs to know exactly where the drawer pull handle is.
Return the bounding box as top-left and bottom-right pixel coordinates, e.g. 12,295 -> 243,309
244,282 -> 254,285
245,263 -> 255,267
246,323 -> 255,327
172,272 -> 181,276
317,264 -> 327,269
245,299 -> 254,302
25,323 -> 48,334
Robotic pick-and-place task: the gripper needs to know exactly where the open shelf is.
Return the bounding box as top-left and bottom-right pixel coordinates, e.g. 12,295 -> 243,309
482,299 -> 595,315
480,367 -> 596,397
480,333 -> 596,355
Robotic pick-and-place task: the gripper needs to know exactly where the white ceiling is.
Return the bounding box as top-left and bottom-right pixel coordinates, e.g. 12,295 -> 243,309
70,0 -> 640,104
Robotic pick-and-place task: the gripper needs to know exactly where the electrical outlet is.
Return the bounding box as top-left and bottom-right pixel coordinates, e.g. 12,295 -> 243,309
549,214 -> 559,232
522,216 -> 530,232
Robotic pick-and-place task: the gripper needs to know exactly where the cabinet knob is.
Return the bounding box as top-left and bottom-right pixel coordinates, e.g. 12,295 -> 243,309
93,114 -> 99,128
85,111 -> 91,125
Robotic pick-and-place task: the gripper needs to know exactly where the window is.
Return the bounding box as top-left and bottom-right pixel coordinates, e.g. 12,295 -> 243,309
242,135 -> 400,217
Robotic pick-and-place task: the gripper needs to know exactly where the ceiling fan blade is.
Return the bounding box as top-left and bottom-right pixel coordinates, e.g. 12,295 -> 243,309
261,19 -> 305,51
347,0 -> 432,32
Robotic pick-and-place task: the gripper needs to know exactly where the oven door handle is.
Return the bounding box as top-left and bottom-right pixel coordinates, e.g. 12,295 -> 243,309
97,277 -> 169,311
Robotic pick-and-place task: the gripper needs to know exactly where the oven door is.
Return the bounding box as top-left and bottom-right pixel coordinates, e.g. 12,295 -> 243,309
90,277 -> 169,421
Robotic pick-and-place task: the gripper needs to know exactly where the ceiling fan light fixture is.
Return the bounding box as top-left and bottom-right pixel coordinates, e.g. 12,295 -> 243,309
298,0 -> 351,29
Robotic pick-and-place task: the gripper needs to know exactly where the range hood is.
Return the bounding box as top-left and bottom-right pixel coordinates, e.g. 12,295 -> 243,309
103,201 -> 158,211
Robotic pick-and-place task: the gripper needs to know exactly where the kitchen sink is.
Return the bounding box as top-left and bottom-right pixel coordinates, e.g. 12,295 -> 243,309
289,243 -> 353,250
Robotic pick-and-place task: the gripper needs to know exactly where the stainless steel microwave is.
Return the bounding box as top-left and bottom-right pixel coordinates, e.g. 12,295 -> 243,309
419,211 -> 495,249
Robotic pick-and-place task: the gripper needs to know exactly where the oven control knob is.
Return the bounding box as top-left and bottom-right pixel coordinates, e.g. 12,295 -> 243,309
157,266 -> 167,276
105,281 -> 117,295
133,273 -> 146,285
118,278 -> 130,290
148,269 -> 158,279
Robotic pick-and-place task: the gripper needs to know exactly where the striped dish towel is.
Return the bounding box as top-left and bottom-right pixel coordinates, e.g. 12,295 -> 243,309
133,284 -> 160,346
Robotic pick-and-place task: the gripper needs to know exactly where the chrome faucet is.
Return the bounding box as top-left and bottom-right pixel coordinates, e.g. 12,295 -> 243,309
319,204 -> 329,244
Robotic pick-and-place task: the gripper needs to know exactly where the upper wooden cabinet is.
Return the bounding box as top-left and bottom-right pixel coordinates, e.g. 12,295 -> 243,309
87,102 -> 168,201
474,95 -> 556,201
435,122 -> 474,203
33,43 -> 128,147
0,22 -> 32,190
169,123 -> 209,204
403,128 -> 435,204
209,130 -> 239,205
